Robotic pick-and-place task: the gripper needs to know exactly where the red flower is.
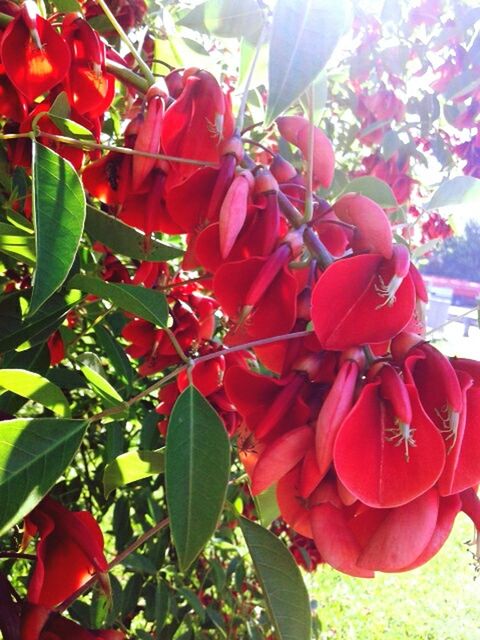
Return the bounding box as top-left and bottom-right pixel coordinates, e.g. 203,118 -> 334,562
311,246 -> 415,350
333,369 -> 445,508
20,498 -> 108,640
1,2 -> 70,101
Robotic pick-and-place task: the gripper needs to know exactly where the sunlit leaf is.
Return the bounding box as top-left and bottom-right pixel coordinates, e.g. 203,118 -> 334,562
103,448 -> 165,497
0,369 -> 70,417
341,176 -> 398,208
68,274 -> 169,327
0,418 -> 87,535
265,0 -> 349,125
426,176 -> 480,210
30,143 -> 86,315
85,206 -> 183,261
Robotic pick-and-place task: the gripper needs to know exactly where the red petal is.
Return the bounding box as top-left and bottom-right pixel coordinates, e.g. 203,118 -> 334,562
311,253 -> 415,350
2,15 -> 70,101
356,489 -> 439,572
251,425 -> 313,495
334,382 -> 445,508
311,503 -> 374,578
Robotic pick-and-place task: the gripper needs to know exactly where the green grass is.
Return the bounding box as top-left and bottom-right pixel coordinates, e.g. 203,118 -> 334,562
307,513 -> 480,640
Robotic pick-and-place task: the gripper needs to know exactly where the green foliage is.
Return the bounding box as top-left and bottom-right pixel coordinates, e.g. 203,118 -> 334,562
30,143 -> 86,316
165,386 -> 230,571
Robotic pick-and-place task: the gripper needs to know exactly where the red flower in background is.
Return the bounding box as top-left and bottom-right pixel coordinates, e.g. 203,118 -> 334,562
20,498 -> 109,640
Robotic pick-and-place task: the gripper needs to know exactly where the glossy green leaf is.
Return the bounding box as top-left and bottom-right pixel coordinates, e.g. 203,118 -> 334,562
426,176 -> 480,210
85,206 -> 182,261
253,484 -> 280,528
0,418 -> 87,535
0,223 -> 36,265
48,115 -> 94,141
0,292 -> 76,353
77,352 -> 128,417
68,274 -> 169,327
265,0 -> 349,125
341,176 -> 398,208
204,0 -> 263,39
30,143 -> 86,316
53,0 -> 82,11
94,325 -> 134,389
239,516 -> 311,640
165,386 -> 230,571
0,369 -> 70,417
103,448 -> 165,496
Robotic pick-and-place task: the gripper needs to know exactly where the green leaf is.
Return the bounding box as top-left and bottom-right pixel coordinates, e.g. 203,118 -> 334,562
239,516 -> 311,640
0,369 -> 71,417
165,386 -> 230,571
53,0 -> 82,11
0,292 -> 77,353
265,0 -> 349,125
0,223 -> 36,265
94,324 -> 134,389
254,485 -> 280,528
204,0 -> 263,40
341,176 -> 398,208
77,352 -> 128,417
30,143 -> 86,316
0,418 -> 87,535
48,91 -> 71,119
68,274 -> 169,327
103,448 -> 165,496
85,206 -> 183,261
426,176 -> 480,210
300,71 -> 328,126
48,115 -> 94,141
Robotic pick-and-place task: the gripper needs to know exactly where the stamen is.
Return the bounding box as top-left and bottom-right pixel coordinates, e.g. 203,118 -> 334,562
385,419 -> 416,461
434,404 -> 460,452
375,274 -> 403,309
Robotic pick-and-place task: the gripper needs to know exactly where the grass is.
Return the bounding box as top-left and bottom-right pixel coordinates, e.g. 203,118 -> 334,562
307,514 -> 480,639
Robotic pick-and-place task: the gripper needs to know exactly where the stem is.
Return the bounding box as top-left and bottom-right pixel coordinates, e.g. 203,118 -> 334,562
242,138 -> 275,157
105,58 -> 149,94
96,0 -> 155,86
304,85 -> 315,224
56,517 -> 170,612
0,131 -> 218,168
303,227 -> 334,270
0,552 -> 36,561
235,22 -> 269,132
164,327 -> 189,364
87,329 -> 312,423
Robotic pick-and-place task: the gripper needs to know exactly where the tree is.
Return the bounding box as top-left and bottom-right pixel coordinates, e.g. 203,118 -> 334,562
423,221 -> 480,282
0,1 -> 479,639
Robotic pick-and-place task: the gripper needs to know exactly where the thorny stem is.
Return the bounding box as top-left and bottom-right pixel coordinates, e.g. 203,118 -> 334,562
95,0 -> 155,86
56,517 -> 170,612
87,329 -> 312,424
235,22 -> 269,132
0,131 -> 218,167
